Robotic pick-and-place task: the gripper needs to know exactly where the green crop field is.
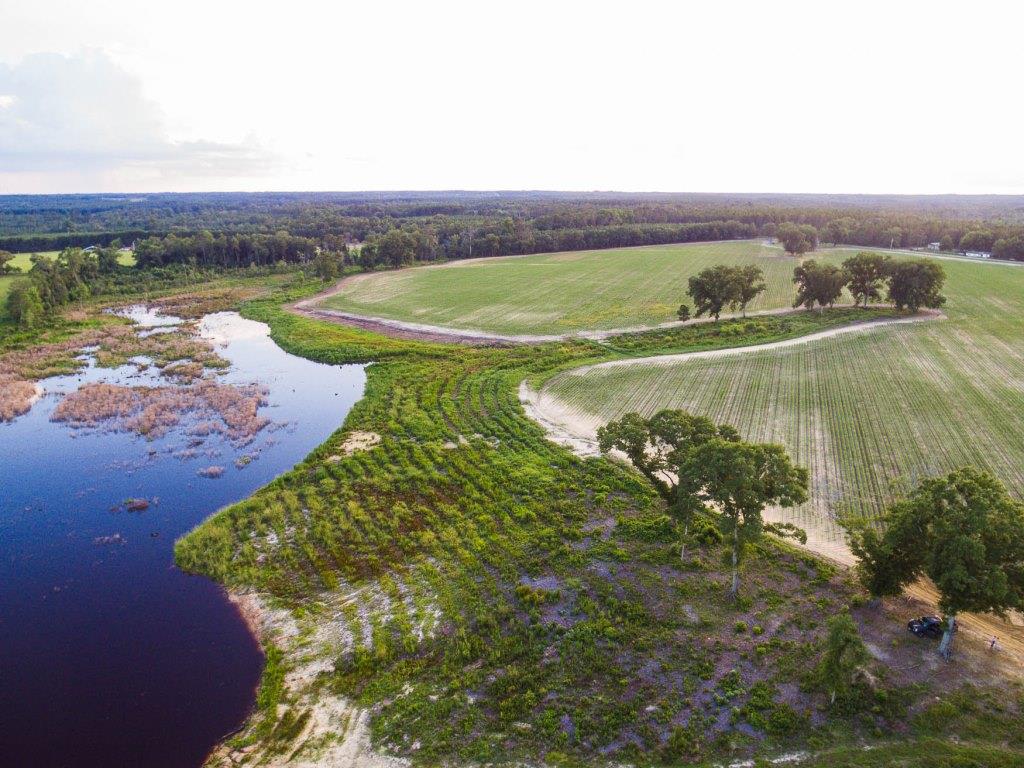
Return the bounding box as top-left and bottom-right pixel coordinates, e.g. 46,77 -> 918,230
544,255 -> 1024,549
319,240 -> 853,335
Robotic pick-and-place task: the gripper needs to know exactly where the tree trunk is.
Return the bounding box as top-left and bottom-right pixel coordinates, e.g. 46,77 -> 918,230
730,522 -> 740,598
938,614 -> 956,660
680,521 -> 688,562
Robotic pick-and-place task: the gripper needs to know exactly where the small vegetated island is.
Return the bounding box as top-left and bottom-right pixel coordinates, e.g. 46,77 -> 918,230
3,192 -> 1024,768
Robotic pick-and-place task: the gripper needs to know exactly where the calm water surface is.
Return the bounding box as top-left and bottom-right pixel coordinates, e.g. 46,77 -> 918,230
0,311 -> 366,767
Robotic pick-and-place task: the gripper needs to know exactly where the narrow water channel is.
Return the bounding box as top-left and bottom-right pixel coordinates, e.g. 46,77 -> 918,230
0,310 -> 366,766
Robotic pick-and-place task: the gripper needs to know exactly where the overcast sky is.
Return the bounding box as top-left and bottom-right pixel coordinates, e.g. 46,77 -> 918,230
1,0 -> 1021,195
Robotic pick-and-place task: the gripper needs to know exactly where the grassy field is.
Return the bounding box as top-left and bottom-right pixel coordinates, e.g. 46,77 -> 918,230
545,255 -> 1024,548
6,249 -> 136,273
319,240 -> 856,334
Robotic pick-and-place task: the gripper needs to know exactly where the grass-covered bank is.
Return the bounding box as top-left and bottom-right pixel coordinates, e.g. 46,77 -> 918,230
173,287 -> 1024,767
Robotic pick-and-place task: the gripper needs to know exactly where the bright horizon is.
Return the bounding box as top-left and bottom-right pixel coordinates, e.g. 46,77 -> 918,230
2,0 -> 1023,195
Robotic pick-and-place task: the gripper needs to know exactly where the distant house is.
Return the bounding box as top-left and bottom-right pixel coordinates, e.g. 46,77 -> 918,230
965,251 -> 991,259
927,242 -> 941,251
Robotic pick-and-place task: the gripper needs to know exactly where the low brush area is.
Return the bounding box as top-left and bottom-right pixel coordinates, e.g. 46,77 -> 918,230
170,281 -> 1024,767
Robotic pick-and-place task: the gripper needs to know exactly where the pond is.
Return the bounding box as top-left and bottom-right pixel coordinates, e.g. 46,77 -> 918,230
0,310 -> 366,767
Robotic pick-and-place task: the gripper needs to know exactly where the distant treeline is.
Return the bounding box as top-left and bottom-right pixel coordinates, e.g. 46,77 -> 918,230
4,192 -> 1024,264
126,220 -> 757,273
386,220 -> 759,262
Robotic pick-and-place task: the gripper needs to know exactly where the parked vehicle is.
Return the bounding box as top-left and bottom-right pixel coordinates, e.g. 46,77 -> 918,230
908,615 -> 956,639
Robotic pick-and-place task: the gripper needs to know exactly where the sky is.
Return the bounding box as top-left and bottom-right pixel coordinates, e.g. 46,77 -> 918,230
1,0 -> 1022,195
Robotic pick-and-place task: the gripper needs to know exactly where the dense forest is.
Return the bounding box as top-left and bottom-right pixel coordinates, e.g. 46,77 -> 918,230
3,192 -> 1024,262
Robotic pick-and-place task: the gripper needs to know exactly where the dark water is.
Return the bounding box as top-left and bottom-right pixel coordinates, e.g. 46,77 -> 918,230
0,311 -> 366,767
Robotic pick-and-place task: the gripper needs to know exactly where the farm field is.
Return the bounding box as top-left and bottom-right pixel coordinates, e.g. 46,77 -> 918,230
319,240 -> 853,335
543,255 -> 1024,552
6,249 -> 136,272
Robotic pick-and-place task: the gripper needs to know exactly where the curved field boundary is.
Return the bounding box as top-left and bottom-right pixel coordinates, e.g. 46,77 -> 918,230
554,309 -> 943,375
520,310 -> 945,555
295,276 -> 859,345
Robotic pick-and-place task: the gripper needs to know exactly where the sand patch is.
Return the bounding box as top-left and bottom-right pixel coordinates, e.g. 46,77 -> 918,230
211,588 -> 413,768
328,431 -> 382,462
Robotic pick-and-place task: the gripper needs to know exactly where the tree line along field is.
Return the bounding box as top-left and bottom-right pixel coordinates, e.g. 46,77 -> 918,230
319,240 -> 857,335
5,249 -> 137,272
544,255 -> 1024,553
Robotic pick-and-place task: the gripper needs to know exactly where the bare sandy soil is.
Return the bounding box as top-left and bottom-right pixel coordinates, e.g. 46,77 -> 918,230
211,590 -> 410,768
327,430 -> 382,462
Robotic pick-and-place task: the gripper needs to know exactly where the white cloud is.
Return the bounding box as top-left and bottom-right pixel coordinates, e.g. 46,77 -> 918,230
1,1 -> 1023,193
0,50 -> 278,189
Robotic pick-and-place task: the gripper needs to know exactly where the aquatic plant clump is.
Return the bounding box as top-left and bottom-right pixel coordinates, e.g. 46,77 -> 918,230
51,380 -> 270,442
0,377 -> 39,421
0,304 -> 229,422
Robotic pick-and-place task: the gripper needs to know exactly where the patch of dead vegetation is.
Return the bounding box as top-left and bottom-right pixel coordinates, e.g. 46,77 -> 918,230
2,287 -> 260,423
141,287 -> 263,319
0,380 -> 41,421
51,379 -> 270,442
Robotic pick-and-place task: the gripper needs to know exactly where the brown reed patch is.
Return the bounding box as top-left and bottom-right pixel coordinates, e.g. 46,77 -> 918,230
143,288 -> 262,319
1,298 -> 230,422
0,379 -> 40,421
51,380 -> 270,442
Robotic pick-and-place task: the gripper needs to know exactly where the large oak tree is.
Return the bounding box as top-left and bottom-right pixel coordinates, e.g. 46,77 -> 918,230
598,410 -> 808,596
848,467 -> 1024,659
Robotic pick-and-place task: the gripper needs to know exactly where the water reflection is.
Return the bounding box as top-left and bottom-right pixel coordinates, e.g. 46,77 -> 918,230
0,310 -> 366,767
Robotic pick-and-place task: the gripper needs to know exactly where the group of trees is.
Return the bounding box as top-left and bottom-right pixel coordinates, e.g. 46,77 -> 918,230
683,254 -> 946,321
776,222 -> 819,256
5,246 -> 124,327
793,253 -> 946,312
0,250 -> 16,274
602,408 -> 1024,664
684,265 -> 766,321
598,410 -> 808,599
134,231 -> 318,269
